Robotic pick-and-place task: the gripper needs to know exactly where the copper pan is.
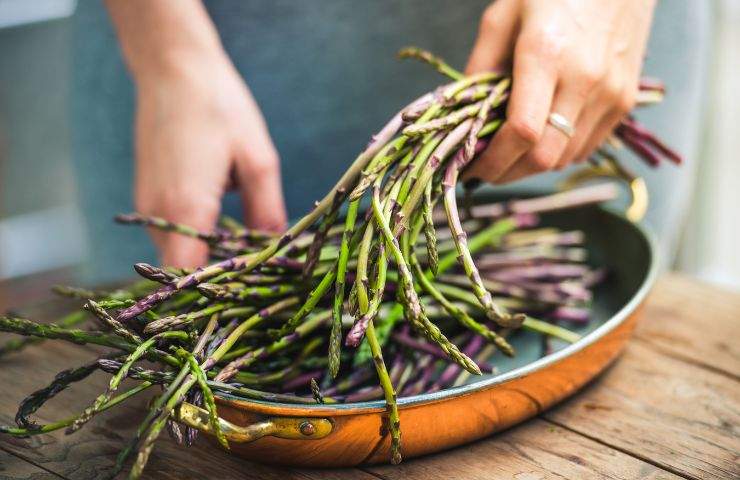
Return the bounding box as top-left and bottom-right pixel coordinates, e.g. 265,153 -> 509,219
174,182 -> 658,467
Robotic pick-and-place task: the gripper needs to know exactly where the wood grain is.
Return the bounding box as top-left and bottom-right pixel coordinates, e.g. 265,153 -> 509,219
0,338 -> 374,480
635,273 -> 740,379
0,269 -> 75,313
365,418 -> 681,480
1,273 -> 738,480
544,341 -> 740,479
0,450 -> 60,480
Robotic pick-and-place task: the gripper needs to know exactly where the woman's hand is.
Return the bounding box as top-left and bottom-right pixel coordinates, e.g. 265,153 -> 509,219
464,0 -> 656,183
134,56 -> 287,267
107,0 -> 287,268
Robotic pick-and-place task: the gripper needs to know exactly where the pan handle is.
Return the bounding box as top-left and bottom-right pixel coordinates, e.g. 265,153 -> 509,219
558,151 -> 647,223
174,402 -> 333,444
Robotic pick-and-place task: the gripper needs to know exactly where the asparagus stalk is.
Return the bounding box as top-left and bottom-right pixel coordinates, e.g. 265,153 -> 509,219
422,181 -> 439,276
310,378 -> 324,404
0,316 -> 139,353
372,187 -> 480,375
443,160 -> 525,328
68,331 -> 188,433
15,359 -> 101,429
411,253 -> 514,356
183,351 -> 228,449
365,320 -> 401,464
2,382 -> 152,436
0,310 -> 88,356
329,200 -> 360,377
84,300 -> 142,344
398,46 -> 465,80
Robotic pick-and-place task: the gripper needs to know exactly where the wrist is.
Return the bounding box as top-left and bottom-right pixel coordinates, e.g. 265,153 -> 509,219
106,0 -> 230,88
130,43 -> 232,90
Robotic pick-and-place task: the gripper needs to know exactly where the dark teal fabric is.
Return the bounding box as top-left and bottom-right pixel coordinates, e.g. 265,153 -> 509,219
71,1 -> 708,281
71,0 -> 489,281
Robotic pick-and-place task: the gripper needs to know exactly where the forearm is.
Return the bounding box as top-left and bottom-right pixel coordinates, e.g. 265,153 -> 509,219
105,0 -> 227,84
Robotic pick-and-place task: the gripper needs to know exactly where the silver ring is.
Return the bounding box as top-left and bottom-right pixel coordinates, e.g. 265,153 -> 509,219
548,112 -> 575,138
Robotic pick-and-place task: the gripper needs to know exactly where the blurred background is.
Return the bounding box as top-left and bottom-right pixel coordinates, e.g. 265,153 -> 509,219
0,0 -> 738,292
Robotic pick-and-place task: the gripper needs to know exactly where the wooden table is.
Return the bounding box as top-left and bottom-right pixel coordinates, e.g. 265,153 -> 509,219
0,273 -> 738,479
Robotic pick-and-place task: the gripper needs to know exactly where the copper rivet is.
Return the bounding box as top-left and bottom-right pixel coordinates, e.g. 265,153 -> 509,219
299,421 -> 315,436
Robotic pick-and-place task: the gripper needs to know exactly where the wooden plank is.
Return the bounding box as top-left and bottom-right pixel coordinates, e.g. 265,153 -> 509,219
544,341 -> 740,480
635,274 -> 740,378
0,450 -> 60,480
0,269 -> 75,312
2,273 -> 737,479
365,419 -> 681,480
0,341 -> 374,480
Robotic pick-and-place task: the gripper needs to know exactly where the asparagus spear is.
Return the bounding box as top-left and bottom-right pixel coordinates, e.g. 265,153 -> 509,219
0,310 -> 88,356
68,331 -> 189,433
365,320 -> 402,464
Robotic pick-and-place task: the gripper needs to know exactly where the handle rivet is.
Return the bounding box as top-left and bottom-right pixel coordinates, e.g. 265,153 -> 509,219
299,421 -> 316,436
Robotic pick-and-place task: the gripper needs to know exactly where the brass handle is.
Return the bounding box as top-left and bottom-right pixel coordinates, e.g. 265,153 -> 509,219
559,151 -> 648,223
174,402 -> 333,444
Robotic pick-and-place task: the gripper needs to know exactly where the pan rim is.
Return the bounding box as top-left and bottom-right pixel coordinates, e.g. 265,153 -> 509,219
216,205 -> 658,414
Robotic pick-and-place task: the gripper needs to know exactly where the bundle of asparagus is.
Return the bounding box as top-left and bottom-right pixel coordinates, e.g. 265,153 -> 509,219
0,49 -> 679,477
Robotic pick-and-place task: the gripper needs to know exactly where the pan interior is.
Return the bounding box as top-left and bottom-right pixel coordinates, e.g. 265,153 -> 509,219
461,198 -> 653,386
217,192 -> 655,410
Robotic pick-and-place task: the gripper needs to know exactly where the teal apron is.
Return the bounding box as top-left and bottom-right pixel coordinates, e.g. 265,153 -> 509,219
71,0 -> 709,281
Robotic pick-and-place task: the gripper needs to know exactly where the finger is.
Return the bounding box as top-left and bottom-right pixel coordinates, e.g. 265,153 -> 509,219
147,229 -> 168,256
157,197 -> 220,268
464,30 -> 559,182
234,145 -> 288,233
465,0 -> 520,74
572,89 -> 636,164
574,110 -> 624,165
555,101 -> 603,167
559,80 -> 635,166
135,176 -> 221,269
231,87 -> 288,233
495,81 -> 588,183
161,233 -> 210,268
